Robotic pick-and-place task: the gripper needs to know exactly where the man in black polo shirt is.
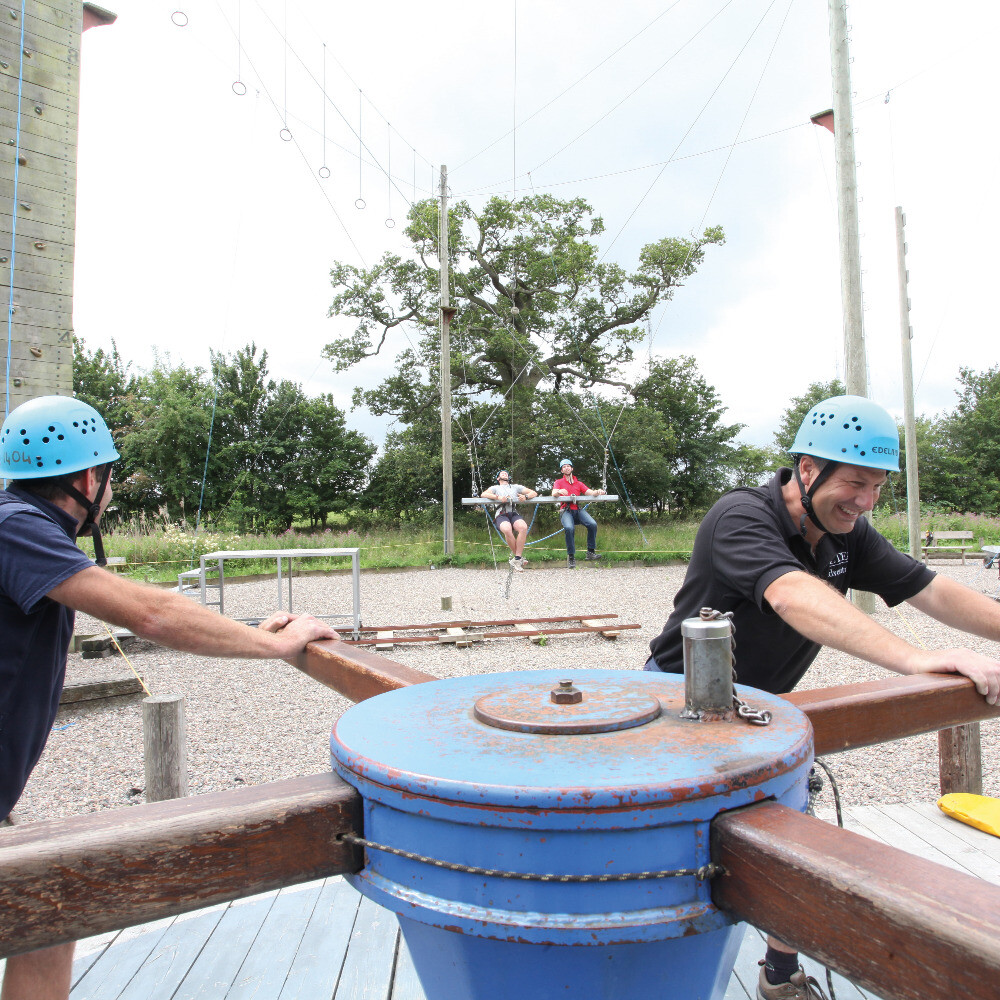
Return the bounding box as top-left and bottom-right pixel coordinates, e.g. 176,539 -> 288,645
646,394 -> 1000,1000
1,395 -> 338,1000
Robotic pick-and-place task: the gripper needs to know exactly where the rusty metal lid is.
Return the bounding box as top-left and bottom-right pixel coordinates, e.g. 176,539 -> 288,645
331,668 -> 812,812
473,678 -> 660,734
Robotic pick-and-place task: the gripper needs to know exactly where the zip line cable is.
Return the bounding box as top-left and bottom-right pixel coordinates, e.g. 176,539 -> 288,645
646,0 -> 791,347
601,0 -> 777,262
192,93 -> 262,555
453,0 -> 689,174
247,0 -> 428,214
526,0 -> 737,178
4,0 -> 27,419
280,0 -> 434,172
212,1 -> 367,266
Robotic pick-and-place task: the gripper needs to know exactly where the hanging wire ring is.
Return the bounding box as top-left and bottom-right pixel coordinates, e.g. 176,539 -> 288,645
279,127 -> 292,142
355,198 -> 366,210
385,218 -> 395,229
232,80 -> 247,96
171,10 -> 188,26
318,165 -> 331,179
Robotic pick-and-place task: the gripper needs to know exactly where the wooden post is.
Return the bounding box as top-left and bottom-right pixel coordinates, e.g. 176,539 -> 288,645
938,723 -> 983,795
439,165 -> 455,556
142,695 -> 188,802
896,207 -> 922,560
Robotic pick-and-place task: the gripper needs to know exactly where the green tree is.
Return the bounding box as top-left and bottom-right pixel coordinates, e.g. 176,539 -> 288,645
326,194 -> 724,472
117,357 -> 217,521
773,378 -> 846,453
631,357 -> 744,513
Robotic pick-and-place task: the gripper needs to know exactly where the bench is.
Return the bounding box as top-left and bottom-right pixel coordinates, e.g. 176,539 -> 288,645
922,530 -> 975,565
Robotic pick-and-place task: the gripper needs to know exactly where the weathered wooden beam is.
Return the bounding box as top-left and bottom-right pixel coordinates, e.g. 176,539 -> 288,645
784,673 -> 1000,755
295,639 -> 436,702
711,801 -> 1000,1000
938,722 -> 983,795
0,773 -> 362,958
329,613 -> 619,633
338,623 -> 642,645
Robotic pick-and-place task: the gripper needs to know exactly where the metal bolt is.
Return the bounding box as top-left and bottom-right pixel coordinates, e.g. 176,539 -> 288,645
0,61 -> 8,69
34,105 -> 42,115
550,679 -> 582,705
0,256 -> 7,263
12,377 -> 22,387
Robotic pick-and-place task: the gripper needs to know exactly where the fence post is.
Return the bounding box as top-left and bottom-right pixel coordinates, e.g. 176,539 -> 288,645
938,723 -> 982,795
143,695 -> 189,802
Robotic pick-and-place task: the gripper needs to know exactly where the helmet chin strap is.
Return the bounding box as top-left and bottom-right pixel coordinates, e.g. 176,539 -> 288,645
62,464 -> 113,566
792,460 -> 838,538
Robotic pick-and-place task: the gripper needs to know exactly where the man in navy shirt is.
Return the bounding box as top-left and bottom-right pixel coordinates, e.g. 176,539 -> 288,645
1,395 -> 338,1000
646,395 -> 1000,1000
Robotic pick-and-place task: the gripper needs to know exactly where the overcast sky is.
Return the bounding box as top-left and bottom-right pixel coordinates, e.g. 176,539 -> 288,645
71,0 -> 999,457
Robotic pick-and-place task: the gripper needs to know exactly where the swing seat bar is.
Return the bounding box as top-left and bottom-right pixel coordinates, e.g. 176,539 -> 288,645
461,495 -> 619,505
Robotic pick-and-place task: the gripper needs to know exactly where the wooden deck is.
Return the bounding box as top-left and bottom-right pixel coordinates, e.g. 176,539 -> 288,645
8,802 -> 993,999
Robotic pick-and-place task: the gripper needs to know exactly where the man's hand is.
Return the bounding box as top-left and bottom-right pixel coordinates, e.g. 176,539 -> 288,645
907,647 -> 1000,705
766,570 -> 1000,705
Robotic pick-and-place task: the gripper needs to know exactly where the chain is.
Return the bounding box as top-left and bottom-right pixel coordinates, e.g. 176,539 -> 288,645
698,608 -> 772,726
340,834 -> 725,882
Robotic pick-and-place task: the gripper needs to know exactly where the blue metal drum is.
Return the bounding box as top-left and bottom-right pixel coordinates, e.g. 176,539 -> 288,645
331,668 -> 812,1000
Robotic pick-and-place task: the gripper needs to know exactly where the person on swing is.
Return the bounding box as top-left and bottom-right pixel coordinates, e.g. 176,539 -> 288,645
480,470 -> 537,571
552,459 -> 605,568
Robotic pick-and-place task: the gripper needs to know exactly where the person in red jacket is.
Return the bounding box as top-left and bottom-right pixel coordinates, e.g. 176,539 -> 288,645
551,459 -> 605,568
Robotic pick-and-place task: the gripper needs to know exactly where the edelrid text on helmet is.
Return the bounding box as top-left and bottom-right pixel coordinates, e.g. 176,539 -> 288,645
0,395 -> 120,479
790,395 -> 900,473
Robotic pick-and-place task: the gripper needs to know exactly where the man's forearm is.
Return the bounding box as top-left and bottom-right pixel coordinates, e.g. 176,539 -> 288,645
50,568 -> 301,659
907,575 -> 1000,641
765,571 -> 921,674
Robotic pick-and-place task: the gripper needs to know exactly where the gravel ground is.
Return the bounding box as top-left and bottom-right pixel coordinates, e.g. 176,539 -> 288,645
14,558 -> 1000,823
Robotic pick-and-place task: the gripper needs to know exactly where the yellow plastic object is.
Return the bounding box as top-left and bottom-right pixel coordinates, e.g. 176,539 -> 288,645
938,793 -> 1000,838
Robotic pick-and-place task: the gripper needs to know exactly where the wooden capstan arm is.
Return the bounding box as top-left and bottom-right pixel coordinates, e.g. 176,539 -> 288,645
293,639 -> 436,702
711,801 -> 1000,1000
0,773 -> 362,958
784,673 -> 1000,755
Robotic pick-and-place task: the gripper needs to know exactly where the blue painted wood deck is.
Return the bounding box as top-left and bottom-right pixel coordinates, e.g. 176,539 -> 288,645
31,802 -> 999,999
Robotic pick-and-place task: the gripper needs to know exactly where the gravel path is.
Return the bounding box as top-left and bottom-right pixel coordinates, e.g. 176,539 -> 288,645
15,558 -> 1000,823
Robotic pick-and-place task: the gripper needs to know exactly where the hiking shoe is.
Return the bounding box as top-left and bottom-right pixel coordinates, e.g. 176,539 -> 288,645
585,551 -> 601,561
508,557 -> 517,570
757,964 -> 829,1000
567,557 -> 576,569
519,555 -> 528,566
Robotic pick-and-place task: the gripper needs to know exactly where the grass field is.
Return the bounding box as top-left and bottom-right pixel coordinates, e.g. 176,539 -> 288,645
83,506 -> 1000,584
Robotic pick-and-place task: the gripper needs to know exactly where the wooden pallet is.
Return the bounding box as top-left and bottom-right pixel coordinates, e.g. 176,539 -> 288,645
333,614 -> 639,647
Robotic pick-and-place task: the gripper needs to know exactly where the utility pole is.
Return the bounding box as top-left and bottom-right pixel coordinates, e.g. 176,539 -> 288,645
826,0 -> 877,612
895,207 -> 921,560
439,165 -> 455,556
827,0 -> 867,396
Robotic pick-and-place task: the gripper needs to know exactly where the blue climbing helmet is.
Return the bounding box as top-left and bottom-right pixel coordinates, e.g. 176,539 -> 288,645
1,395 -> 120,478
558,458 -> 573,470
1,395 -> 119,565
789,394 -> 899,537
790,394 -> 900,472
